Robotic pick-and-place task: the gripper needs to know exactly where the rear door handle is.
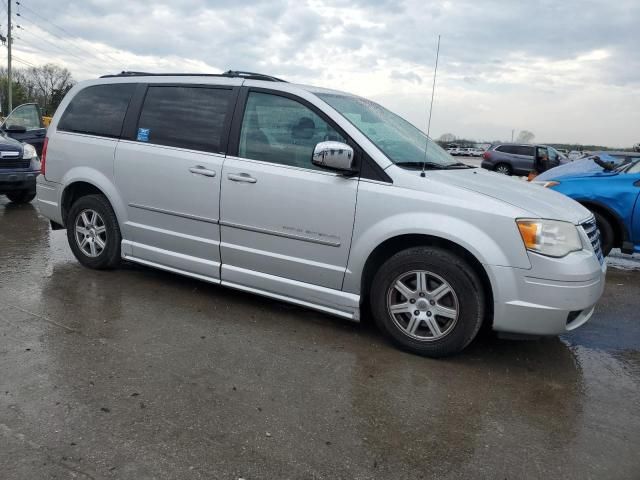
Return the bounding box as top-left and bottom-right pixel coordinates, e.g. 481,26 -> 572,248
189,166 -> 217,177
227,173 -> 257,183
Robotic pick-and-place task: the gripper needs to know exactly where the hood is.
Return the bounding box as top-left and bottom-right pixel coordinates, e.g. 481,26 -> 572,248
420,168 -> 592,224
536,155 -> 623,181
0,131 -> 24,151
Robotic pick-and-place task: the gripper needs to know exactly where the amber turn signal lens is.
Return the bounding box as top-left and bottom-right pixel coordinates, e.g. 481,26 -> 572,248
517,221 -> 539,249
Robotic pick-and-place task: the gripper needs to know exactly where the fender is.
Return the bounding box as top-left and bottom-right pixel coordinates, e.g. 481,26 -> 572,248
342,211 -> 530,295
575,198 -> 630,242
60,167 -> 128,227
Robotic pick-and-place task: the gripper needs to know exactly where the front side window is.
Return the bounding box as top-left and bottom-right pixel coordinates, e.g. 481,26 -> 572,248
58,84 -> 135,138
136,86 -> 232,153
4,104 -> 41,130
317,93 -> 455,168
239,92 -> 346,170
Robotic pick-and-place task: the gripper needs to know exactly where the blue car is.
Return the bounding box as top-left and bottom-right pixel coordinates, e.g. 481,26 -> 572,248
535,154 -> 640,256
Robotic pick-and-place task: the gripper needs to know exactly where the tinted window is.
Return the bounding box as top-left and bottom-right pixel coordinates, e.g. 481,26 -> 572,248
137,86 -> 232,153
239,92 -> 346,170
515,146 -> 535,156
58,84 -> 135,138
496,145 -> 517,154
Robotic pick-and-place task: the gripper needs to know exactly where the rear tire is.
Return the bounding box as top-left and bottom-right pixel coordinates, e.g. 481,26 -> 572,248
370,247 -> 485,357
6,189 -> 36,204
494,163 -> 512,175
593,211 -> 614,257
66,194 -> 121,270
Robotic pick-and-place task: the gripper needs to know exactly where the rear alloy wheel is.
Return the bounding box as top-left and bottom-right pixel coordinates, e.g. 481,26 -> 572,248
370,246 -> 485,357
6,189 -> 36,204
66,194 -> 121,269
494,163 -> 512,175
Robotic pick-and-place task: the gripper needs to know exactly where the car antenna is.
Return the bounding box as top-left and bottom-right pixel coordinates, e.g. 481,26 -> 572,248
421,34 -> 441,178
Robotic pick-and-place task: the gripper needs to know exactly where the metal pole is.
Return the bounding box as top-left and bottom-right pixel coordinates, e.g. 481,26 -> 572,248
7,0 -> 12,112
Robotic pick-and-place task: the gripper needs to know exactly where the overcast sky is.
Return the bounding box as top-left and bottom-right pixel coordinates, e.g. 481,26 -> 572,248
7,0 -> 640,146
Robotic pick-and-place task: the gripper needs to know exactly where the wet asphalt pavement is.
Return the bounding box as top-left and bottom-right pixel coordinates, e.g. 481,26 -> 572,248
1,197 -> 639,480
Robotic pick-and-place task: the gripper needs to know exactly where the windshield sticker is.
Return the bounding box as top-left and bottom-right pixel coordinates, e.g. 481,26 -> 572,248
137,128 -> 150,142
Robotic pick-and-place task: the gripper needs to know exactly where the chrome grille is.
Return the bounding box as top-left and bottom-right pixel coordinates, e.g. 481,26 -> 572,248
582,217 -> 604,265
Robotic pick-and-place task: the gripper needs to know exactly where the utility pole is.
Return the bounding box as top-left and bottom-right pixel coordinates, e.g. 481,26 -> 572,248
7,0 -> 12,112
511,129 -> 514,143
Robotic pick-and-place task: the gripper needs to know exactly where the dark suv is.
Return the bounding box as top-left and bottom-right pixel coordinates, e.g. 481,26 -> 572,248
481,144 -> 565,176
0,104 -> 45,204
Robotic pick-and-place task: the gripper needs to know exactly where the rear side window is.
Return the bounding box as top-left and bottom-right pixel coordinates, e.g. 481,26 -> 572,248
496,145 -> 517,154
58,84 -> 135,138
136,86 -> 232,153
515,146 -> 535,156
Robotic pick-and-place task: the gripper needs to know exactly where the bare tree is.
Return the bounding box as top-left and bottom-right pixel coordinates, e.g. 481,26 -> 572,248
438,133 -> 456,143
25,64 -> 74,115
516,130 -> 535,144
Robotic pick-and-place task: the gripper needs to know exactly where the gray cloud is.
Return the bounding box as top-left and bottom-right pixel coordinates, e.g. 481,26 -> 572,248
9,0 -> 640,145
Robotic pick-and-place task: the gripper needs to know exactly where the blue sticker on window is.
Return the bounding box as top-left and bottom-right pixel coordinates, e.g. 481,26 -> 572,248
137,128 -> 150,142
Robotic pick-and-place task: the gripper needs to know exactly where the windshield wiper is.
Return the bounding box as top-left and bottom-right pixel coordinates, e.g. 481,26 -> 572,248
444,162 -> 475,169
395,161 -> 475,171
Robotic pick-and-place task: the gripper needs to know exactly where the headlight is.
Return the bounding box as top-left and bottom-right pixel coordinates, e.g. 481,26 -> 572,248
516,219 -> 582,257
22,143 -> 37,159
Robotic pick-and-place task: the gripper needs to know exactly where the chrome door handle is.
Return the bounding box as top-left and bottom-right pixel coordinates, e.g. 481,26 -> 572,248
227,173 -> 257,183
189,166 -> 217,177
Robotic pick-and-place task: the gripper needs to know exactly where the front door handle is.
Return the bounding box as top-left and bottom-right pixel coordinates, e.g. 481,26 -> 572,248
189,166 -> 217,177
227,173 -> 257,183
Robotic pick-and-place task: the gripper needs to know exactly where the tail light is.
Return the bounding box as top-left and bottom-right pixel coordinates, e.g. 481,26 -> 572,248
40,137 -> 48,176
482,151 -> 490,160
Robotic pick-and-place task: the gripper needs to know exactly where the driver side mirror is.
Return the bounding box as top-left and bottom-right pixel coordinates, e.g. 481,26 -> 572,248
312,141 -> 356,173
5,124 -> 27,133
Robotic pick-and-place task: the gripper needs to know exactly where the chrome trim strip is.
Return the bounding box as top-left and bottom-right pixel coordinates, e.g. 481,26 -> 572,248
129,203 -> 219,224
219,220 -> 341,247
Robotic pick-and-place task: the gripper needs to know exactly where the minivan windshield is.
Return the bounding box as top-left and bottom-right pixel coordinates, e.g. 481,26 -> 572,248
317,93 -> 458,169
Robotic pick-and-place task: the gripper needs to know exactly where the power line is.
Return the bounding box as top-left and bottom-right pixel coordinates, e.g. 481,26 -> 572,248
16,1 -> 122,65
15,24 -> 107,71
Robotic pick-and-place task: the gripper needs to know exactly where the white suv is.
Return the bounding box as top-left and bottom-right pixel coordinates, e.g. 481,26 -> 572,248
36,71 -> 606,356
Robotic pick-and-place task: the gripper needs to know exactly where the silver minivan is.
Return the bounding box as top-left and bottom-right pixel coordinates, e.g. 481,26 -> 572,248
36,71 -> 606,357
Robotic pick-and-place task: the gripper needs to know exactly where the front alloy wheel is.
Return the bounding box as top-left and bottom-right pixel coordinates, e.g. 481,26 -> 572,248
370,246 -> 485,357
387,270 -> 459,341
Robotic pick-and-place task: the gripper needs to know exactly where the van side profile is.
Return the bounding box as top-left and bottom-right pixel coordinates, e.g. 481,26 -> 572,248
36,71 -> 606,356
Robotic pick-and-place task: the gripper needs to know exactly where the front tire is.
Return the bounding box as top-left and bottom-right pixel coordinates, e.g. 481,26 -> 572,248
6,189 -> 36,204
370,247 -> 485,357
593,211 -> 614,257
66,194 -> 121,269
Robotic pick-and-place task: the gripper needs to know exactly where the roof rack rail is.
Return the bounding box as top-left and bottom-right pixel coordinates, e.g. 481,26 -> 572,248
100,70 -> 287,82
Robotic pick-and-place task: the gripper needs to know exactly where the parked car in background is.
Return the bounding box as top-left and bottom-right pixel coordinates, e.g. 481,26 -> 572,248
36,70 -> 605,357
0,103 -> 47,156
536,157 -> 640,256
481,143 -> 567,175
468,147 -> 485,157
0,133 -> 39,204
568,150 -> 586,161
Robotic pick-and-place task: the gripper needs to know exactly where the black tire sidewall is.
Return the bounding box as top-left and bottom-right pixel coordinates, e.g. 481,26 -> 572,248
66,194 -> 121,269
6,189 -> 36,203
370,247 -> 484,357
593,211 -> 614,257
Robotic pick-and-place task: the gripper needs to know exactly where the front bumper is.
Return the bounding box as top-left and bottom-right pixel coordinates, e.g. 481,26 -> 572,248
488,249 -> 606,336
0,170 -> 38,193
